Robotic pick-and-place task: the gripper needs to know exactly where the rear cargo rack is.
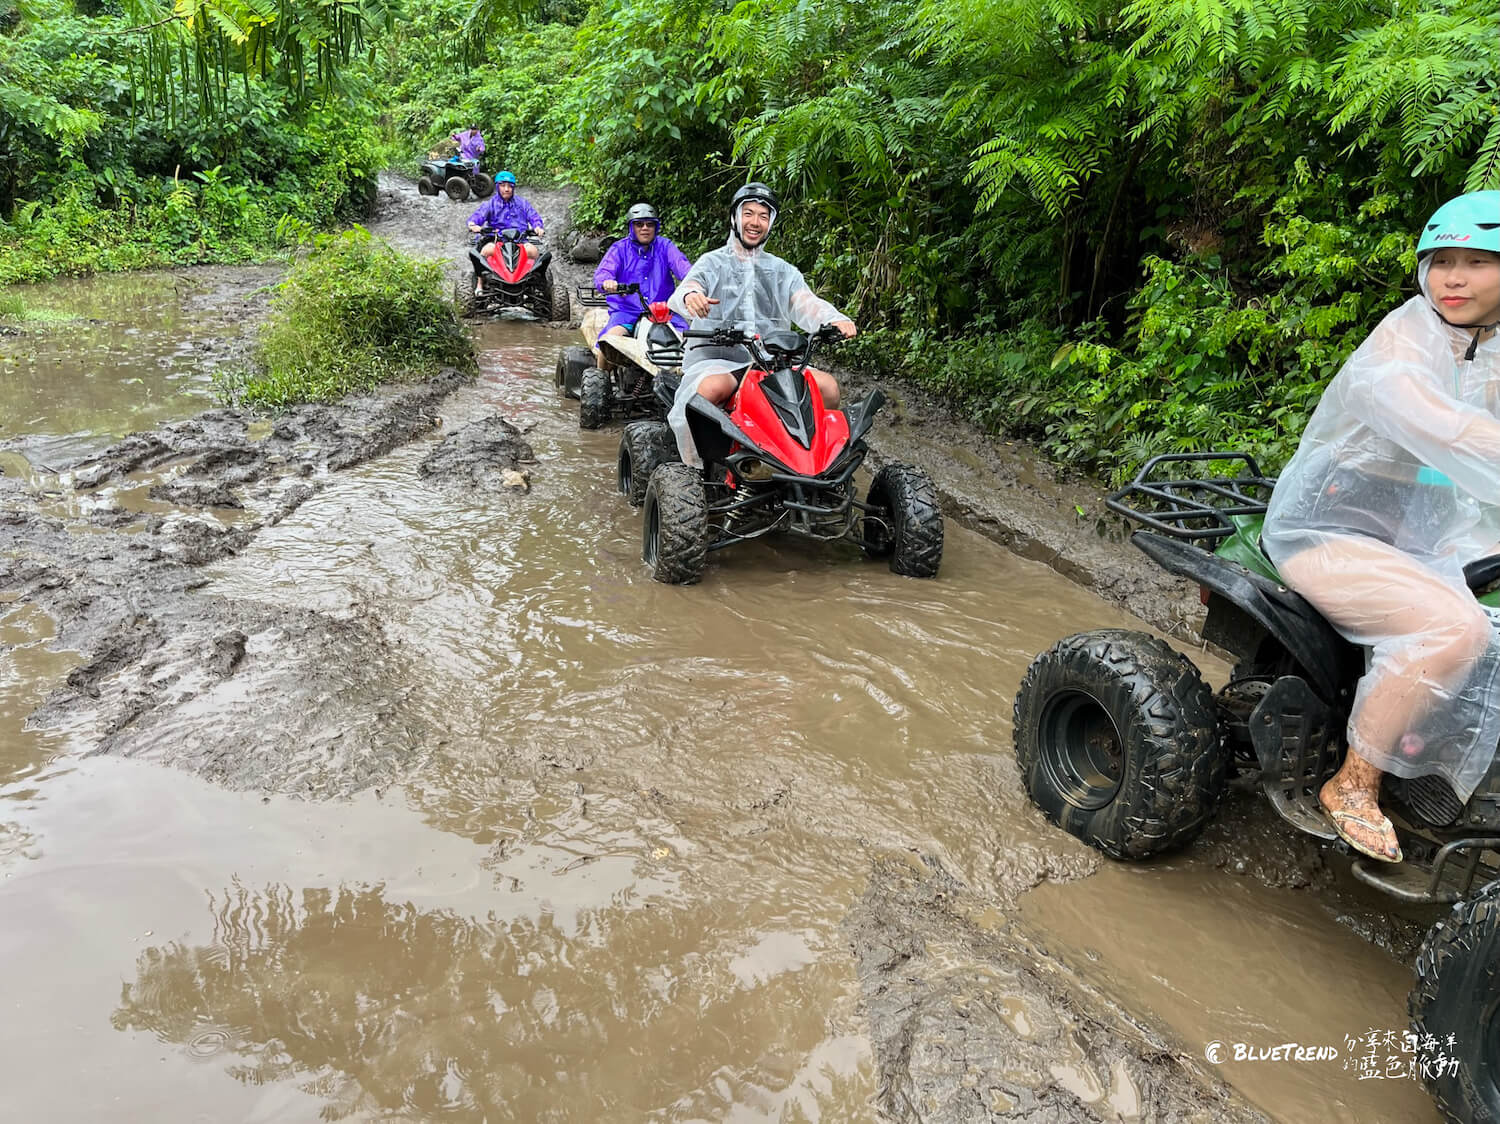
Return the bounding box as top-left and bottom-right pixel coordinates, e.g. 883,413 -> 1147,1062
1105,452 -> 1276,543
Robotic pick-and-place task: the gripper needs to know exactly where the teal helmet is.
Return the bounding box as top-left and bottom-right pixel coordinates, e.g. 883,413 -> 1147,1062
1417,190 -> 1500,257
496,170 -> 517,186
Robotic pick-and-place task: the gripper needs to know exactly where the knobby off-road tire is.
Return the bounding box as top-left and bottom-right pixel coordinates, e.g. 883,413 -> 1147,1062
417,176 -> 439,196
579,368 -> 612,430
1013,629 -> 1226,859
453,279 -> 476,319
863,463 -> 943,577
1409,879 -> 1500,1124
643,463 -> 708,584
546,268 -> 570,321
471,172 -> 494,199
444,176 -> 471,202
618,421 -> 678,507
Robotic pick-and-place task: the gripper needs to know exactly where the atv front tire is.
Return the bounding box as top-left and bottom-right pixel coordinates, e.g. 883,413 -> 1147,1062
619,421 -> 678,507
417,176 -> 439,196
546,268 -> 570,321
444,176 -> 471,202
1410,879 -> 1500,1124
579,368 -> 612,429
453,279 -> 477,318
1013,629 -> 1225,859
863,463 -> 943,577
471,172 -> 494,199
643,463 -> 708,584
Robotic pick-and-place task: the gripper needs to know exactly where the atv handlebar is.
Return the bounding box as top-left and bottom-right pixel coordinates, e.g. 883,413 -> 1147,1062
682,323 -> 843,371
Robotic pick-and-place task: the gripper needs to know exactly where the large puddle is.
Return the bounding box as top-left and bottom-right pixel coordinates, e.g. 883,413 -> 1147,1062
0,281 -> 1441,1122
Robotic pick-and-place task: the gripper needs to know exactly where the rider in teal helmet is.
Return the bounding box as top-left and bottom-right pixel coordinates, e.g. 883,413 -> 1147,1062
467,170 -> 545,293
1261,189 -> 1500,864
1417,190 -> 1500,358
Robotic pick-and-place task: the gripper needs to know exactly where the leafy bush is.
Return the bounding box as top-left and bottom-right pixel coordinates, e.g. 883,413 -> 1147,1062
237,228 -> 475,407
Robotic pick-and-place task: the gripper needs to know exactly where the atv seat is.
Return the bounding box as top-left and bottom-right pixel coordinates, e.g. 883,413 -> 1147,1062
1465,555 -> 1500,593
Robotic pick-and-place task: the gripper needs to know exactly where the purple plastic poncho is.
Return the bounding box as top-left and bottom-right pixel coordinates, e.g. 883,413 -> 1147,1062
468,194 -> 544,235
453,129 -> 486,161
593,229 -> 692,338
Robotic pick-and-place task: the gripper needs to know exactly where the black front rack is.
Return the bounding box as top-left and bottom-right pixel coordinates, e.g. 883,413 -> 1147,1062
1105,452 -> 1276,542
575,285 -> 608,308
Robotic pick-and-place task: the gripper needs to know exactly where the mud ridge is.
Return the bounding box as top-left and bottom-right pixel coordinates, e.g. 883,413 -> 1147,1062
2,371 -> 476,795
849,855 -> 1269,1124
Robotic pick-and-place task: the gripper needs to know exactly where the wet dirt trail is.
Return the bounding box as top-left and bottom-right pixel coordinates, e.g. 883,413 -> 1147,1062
0,185 -> 1444,1123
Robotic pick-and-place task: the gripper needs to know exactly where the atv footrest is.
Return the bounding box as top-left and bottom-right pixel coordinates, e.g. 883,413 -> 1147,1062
1250,676 -> 1341,840
1350,837 -> 1500,904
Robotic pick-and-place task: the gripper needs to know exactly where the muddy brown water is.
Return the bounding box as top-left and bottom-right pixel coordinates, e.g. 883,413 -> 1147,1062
0,272 -> 1442,1122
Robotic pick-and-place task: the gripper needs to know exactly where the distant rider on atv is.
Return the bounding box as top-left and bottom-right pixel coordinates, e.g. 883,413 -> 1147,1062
666,182 -> 855,466
1263,190 -> 1500,864
594,203 -> 693,357
452,127 -> 486,162
467,172 -> 545,293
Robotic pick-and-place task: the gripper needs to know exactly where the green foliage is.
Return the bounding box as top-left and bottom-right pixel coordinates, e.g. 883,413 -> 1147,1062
239,227 -> 474,407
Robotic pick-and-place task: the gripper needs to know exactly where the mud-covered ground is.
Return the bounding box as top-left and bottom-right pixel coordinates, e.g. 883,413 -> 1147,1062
1,179 -> 1429,1123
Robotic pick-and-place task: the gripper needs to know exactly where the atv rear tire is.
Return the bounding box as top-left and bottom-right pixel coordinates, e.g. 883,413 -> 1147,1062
546,268 -> 570,321
1410,879 -> 1500,1124
863,463 -> 943,577
643,463 -> 708,584
619,421 -> 678,507
444,176 -> 471,202
1013,629 -> 1225,859
579,368 -> 612,429
471,172 -> 494,199
417,176 -> 439,196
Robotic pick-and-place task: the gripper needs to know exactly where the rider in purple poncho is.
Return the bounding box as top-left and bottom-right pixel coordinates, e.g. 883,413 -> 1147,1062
467,172 -> 544,249
452,128 -> 485,162
593,203 -> 691,342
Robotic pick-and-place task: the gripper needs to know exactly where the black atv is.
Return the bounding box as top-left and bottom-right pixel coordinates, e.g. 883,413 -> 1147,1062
1011,451 -> 1500,1124
455,227 -> 569,322
569,284 -> 684,430
417,157 -> 493,202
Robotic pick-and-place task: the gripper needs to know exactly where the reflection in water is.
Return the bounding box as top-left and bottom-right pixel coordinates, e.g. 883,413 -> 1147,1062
112,880 -> 867,1121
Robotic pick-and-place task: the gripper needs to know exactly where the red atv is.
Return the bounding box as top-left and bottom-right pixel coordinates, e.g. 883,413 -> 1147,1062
456,226 -> 569,321
618,324 -> 944,584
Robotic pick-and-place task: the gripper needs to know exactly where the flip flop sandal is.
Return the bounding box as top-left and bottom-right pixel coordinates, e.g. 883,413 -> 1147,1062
1325,808 -> 1403,864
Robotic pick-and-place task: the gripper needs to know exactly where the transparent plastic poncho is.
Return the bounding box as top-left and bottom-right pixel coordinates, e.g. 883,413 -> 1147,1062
666,235 -> 844,466
1263,272 -> 1500,801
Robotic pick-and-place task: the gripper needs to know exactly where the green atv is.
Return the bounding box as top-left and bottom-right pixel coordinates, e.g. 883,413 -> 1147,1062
1012,452 -> 1500,1124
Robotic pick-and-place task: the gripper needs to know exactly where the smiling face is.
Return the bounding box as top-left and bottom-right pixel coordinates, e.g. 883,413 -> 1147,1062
1428,247 -> 1500,328
633,220 -> 658,245
737,201 -> 771,247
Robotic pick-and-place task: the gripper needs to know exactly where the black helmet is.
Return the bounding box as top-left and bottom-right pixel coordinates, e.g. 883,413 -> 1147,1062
626,202 -> 659,225
730,182 -> 778,247
731,182 -> 778,216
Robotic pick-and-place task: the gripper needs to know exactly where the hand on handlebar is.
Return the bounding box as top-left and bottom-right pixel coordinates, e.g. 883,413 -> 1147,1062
684,291 -> 720,319
831,319 -> 857,340
602,280 -> 619,294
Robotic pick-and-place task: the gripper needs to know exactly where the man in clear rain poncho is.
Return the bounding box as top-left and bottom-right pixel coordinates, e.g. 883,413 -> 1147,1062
665,183 -> 857,467
1263,190 -> 1500,863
